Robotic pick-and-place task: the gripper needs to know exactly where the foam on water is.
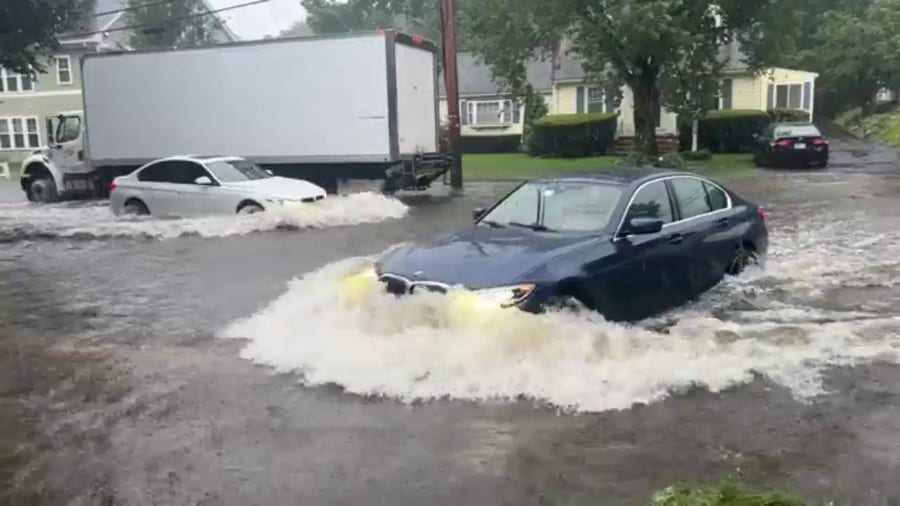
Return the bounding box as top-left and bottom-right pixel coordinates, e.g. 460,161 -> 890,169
0,192 -> 407,241
219,216 -> 900,412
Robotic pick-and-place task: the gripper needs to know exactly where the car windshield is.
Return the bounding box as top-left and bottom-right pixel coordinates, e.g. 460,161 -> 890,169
774,125 -> 821,138
480,181 -> 623,232
205,160 -> 271,182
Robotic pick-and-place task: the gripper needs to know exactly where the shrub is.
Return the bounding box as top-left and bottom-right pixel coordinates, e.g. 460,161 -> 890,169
681,149 -> 712,161
680,110 -> 770,153
527,112 -> 617,158
460,135 -> 523,153
768,108 -> 810,123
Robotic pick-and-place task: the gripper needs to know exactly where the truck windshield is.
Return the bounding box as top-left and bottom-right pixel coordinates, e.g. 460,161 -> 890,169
205,160 -> 272,182
481,181 -> 623,232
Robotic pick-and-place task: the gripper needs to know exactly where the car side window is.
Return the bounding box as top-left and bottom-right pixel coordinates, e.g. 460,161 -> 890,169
671,178 -> 713,219
704,182 -> 728,211
159,161 -> 211,185
626,181 -> 673,224
137,162 -> 170,182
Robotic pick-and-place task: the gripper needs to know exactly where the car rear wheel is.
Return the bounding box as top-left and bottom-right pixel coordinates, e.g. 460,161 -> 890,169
29,177 -> 59,203
123,199 -> 150,216
727,246 -> 759,276
237,202 -> 264,214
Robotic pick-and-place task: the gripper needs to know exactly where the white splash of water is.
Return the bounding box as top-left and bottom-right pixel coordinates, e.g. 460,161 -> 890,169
219,217 -> 900,411
0,192 -> 407,240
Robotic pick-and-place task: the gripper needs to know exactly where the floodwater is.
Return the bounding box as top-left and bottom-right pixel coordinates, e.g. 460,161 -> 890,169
2,138 -> 900,504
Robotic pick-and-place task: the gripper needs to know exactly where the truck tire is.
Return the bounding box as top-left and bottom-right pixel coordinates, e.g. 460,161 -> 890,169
30,177 -> 59,204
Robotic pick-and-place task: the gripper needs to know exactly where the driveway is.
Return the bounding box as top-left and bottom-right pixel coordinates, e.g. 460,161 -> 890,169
1,136 -> 899,505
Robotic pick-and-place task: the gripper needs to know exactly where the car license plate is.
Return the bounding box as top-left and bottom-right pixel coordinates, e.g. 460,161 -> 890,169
794,143 -> 807,149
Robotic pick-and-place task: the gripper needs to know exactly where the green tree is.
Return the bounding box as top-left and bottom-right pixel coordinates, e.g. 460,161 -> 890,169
124,0 -> 221,49
0,0 -> 94,74
463,0 -> 794,155
796,0 -> 900,115
303,0 -> 442,41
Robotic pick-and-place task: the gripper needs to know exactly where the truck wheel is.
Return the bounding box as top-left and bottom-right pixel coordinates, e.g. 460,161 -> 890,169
30,177 -> 59,204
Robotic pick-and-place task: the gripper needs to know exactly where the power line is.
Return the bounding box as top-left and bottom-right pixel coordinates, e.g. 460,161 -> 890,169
94,0 -> 183,18
69,0 -> 267,37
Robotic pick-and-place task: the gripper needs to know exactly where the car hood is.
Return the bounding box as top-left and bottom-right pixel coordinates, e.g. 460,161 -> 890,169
378,225 -> 606,289
220,177 -> 326,200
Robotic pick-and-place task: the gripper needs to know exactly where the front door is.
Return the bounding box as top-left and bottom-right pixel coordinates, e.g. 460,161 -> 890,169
598,180 -> 680,320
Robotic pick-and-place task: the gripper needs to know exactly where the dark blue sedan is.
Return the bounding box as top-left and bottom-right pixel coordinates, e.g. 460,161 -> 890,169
375,170 -> 768,321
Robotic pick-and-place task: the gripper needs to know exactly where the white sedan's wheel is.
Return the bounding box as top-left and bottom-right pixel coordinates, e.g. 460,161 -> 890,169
237,203 -> 264,215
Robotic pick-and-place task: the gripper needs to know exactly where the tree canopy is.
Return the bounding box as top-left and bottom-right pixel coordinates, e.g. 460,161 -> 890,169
302,0 -> 442,41
0,0 -> 94,74
124,0 -> 224,49
463,0 -> 794,154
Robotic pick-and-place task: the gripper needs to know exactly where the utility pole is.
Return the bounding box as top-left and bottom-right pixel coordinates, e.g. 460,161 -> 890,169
441,0 -> 463,190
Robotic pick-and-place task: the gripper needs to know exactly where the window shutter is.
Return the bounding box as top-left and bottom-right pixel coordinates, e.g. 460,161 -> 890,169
803,82 -> 811,110
767,84 -> 775,110
576,86 -> 586,114
459,100 -> 468,125
512,101 -> 522,124
605,91 -> 618,113
722,79 -> 733,110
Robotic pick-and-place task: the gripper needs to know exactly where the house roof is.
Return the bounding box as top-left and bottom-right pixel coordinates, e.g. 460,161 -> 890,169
58,0 -> 238,50
439,53 -> 554,97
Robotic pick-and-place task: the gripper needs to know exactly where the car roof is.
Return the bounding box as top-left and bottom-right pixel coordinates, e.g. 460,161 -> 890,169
773,121 -> 817,127
150,154 -> 244,164
534,168 -> 701,187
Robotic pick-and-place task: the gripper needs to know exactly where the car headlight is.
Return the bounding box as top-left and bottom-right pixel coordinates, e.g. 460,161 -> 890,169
470,284 -> 535,308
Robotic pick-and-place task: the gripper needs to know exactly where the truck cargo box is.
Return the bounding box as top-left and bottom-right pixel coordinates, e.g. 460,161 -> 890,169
81,32 -> 441,172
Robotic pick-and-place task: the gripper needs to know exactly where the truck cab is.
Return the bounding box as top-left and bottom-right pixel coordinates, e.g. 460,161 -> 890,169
20,111 -> 90,202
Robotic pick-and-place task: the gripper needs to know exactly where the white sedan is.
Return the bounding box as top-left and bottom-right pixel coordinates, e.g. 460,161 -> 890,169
110,155 -> 326,217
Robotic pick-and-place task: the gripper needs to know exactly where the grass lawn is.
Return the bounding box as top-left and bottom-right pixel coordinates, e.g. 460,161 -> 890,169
836,105 -> 900,147
463,153 -> 759,181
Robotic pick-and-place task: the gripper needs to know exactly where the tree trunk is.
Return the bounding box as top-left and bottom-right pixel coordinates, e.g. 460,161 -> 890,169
630,73 -> 660,157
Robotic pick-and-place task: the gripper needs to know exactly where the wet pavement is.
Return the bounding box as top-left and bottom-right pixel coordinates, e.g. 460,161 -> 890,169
2,137 -> 900,505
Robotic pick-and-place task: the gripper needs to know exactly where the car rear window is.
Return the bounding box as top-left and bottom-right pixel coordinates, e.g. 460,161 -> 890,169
670,178 -> 712,219
704,182 -> 729,211
774,125 -> 821,138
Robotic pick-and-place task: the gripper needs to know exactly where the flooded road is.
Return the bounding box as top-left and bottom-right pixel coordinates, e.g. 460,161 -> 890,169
2,140 -> 900,504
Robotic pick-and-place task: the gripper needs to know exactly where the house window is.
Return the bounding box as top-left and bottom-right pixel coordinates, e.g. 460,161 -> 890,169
464,99 -> 515,125
775,83 -> 804,109
0,68 -> 35,93
0,117 -> 41,149
56,56 -> 73,85
578,86 -> 618,114
587,87 -> 606,113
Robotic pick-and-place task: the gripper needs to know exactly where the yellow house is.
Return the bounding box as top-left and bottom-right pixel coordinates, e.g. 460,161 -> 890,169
439,48 -> 819,148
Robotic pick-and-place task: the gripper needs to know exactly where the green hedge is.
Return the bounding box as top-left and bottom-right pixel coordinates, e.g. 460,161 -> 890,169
461,135 -> 523,153
679,110 -> 770,153
527,112 -> 618,157
768,108 -> 810,122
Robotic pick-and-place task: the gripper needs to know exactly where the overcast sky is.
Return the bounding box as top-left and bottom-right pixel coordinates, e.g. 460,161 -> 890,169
208,0 -> 307,39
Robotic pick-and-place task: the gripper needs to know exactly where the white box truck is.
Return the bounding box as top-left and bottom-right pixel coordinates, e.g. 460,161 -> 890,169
19,31 -> 451,202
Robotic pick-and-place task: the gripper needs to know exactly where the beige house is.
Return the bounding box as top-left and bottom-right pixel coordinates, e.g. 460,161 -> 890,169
0,0 -> 236,162
439,44 -> 819,148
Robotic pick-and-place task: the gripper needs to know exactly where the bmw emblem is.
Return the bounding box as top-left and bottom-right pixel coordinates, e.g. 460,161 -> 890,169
414,271 -> 423,279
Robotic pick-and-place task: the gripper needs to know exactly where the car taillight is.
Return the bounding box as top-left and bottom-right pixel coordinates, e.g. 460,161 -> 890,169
775,139 -> 792,148
813,137 -> 827,145
757,206 -> 766,223
109,180 -> 117,192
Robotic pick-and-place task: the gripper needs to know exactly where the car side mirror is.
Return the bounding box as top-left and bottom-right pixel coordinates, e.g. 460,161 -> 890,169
194,176 -> 213,185
625,217 -> 664,235
472,207 -> 487,221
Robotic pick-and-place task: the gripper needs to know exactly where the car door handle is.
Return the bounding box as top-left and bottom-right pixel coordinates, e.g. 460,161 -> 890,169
667,233 -> 684,245
715,217 -> 730,229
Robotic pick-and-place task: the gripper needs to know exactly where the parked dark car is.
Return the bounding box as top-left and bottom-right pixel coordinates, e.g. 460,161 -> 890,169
753,122 -> 829,168
373,170 -> 768,322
